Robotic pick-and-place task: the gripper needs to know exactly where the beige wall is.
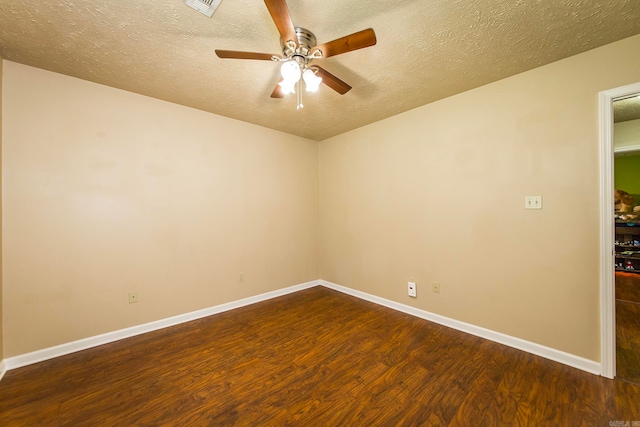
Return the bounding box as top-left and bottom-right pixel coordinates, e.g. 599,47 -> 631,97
2,61 -> 318,357
319,34 -> 640,361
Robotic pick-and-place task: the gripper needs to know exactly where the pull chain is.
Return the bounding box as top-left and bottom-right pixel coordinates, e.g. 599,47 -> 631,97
296,79 -> 303,110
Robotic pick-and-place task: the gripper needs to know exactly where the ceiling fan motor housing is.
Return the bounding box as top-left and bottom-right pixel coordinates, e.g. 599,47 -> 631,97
281,27 -> 317,60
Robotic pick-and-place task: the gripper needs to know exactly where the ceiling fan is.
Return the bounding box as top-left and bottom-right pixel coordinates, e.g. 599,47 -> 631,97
215,0 -> 377,109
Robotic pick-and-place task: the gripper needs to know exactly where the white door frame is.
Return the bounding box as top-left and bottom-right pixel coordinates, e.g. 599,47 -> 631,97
599,82 -> 640,379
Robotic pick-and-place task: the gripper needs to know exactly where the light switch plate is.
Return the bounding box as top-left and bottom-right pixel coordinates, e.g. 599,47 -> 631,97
525,196 -> 542,209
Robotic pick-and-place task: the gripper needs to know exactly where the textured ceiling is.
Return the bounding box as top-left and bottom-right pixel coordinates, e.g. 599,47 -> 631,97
1,0 -> 640,140
614,96 -> 640,123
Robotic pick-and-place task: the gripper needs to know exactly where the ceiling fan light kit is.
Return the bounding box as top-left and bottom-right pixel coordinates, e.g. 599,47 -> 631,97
274,29 -> 323,103
213,0 -> 377,109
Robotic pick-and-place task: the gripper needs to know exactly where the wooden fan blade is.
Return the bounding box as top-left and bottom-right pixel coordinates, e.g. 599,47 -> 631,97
314,66 -> 352,95
271,78 -> 285,98
312,28 -> 377,59
215,50 -> 277,61
264,0 -> 298,48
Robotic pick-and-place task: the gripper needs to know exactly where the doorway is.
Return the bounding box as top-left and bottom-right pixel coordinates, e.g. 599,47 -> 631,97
599,82 -> 640,380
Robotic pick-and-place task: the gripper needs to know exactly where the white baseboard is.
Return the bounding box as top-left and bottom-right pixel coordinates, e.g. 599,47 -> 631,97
4,280 -> 319,371
2,278 -> 601,377
320,280 -> 602,375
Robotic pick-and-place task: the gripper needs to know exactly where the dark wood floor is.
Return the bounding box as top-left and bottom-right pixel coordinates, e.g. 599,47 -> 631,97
616,271 -> 640,385
1,286 -> 638,426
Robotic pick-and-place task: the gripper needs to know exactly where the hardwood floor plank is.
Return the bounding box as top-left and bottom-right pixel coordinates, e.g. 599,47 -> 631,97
447,342 -> 510,426
1,286 -> 638,426
616,271 -> 640,304
616,300 -> 640,385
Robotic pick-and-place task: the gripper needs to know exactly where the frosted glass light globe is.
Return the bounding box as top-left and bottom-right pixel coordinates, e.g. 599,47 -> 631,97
280,61 -> 301,83
303,69 -> 322,92
278,79 -> 296,95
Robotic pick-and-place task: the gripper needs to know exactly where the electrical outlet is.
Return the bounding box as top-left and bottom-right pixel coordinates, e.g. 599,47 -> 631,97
432,282 -> 440,293
408,281 -> 417,298
524,196 -> 542,210
239,272 -> 244,282
129,292 -> 139,304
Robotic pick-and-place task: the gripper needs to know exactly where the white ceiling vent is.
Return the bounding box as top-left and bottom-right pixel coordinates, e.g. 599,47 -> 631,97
185,0 -> 222,17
